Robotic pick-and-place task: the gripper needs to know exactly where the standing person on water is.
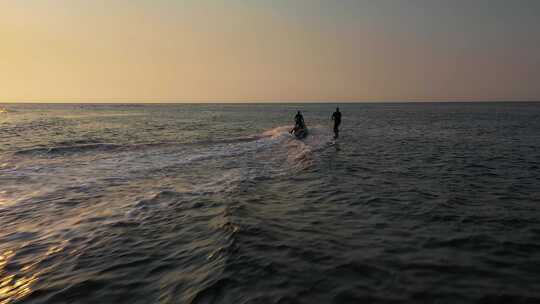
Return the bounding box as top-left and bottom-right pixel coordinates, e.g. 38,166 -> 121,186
331,107 -> 342,139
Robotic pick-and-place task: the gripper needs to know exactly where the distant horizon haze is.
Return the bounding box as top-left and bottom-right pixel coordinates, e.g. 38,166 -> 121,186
3,100 -> 540,105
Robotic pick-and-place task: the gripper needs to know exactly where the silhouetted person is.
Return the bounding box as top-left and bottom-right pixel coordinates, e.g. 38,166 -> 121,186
331,107 -> 341,139
291,110 -> 305,133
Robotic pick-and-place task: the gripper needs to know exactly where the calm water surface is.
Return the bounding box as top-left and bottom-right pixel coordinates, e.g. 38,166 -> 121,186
1,103 -> 540,303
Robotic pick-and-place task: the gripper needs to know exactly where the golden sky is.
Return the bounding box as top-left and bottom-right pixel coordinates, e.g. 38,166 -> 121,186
1,0 -> 539,102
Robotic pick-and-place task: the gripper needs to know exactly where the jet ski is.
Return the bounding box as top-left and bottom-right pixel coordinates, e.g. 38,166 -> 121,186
292,125 -> 308,139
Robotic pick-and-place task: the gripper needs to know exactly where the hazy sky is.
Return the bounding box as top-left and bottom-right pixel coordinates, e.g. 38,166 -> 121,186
1,0 -> 540,102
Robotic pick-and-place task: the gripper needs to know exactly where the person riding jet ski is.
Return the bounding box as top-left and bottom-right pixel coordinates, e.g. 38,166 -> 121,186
290,111 -> 308,139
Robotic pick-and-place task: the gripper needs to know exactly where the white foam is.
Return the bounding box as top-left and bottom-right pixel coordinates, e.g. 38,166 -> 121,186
4,125 -> 335,214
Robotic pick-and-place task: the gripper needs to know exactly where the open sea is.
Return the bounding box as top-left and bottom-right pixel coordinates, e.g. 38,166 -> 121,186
1,102 -> 540,303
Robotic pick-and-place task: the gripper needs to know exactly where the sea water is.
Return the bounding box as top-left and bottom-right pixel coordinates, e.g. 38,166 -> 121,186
0,102 -> 539,303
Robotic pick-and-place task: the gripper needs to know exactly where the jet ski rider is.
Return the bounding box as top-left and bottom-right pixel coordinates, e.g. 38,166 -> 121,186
290,110 -> 305,133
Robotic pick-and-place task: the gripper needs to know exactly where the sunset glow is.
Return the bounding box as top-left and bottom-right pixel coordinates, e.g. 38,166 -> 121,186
1,0 -> 539,102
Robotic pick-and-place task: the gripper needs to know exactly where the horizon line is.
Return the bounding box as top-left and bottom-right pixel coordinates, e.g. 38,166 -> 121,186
2,99 -> 540,105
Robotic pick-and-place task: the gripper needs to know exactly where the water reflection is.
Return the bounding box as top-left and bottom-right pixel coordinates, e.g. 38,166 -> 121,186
0,192 -> 9,207
0,249 -> 38,304
0,242 -> 66,304
0,273 -> 37,304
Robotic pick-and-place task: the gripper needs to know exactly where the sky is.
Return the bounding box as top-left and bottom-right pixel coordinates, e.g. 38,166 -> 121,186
1,0 -> 540,103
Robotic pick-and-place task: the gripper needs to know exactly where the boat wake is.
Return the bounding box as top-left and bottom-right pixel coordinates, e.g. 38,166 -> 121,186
1,125 -> 335,215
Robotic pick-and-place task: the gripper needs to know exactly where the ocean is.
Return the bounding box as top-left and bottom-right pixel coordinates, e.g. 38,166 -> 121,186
1,102 -> 539,303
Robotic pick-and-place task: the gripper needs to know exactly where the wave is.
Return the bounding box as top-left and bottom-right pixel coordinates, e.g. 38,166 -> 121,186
5,125 -> 333,214
11,134 -> 270,158
14,143 -> 127,156
5,125 -> 334,206
121,187 -> 240,304
11,123 -> 332,158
